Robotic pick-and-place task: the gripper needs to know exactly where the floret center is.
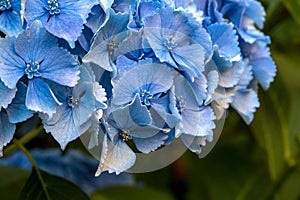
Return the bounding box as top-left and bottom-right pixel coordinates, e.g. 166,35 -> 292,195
140,90 -> 153,106
164,35 -> 177,50
25,61 -> 41,79
0,0 -> 11,11
67,96 -> 79,108
176,95 -> 186,114
47,0 -> 60,15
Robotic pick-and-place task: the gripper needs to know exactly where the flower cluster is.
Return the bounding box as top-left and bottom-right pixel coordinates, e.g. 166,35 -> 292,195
0,0 -> 276,175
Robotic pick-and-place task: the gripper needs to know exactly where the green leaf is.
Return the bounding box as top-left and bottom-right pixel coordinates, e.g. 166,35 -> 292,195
19,168 -> 89,200
0,166 -> 30,200
282,0 -> 300,25
91,186 -> 174,200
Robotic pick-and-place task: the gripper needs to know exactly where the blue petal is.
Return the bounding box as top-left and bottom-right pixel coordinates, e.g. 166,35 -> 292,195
0,37 -> 25,89
60,0 -> 97,21
231,88 -> 260,125
0,11 -> 22,36
42,104 -> 80,149
39,47 -> 79,87
26,78 -> 61,116
112,62 -> 176,105
96,133 -> 136,176
0,111 -> 16,156
46,13 -> 84,48
207,23 -> 241,64
0,80 -> 17,109
218,60 -> 244,88
205,70 -> 219,104
6,82 -> 34,123
14,20 -> 58,63
181,134 -> 207,154
245,0 -> 265,29
72,83 -> 98,126
133,131 -> 168,153
25,0 -> 50,25
85,5 -> 107,33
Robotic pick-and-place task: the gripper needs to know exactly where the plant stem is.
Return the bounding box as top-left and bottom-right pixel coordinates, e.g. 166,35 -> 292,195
3,125 -> 44,156
13,139 -> 51,200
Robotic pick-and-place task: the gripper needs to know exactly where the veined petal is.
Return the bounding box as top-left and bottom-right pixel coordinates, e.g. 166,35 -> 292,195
0,11 -> 23,36
46,13 -> 84,48
26,78 -> 61,116
39,47 -> 79,87
14,20 -> 58,63
25,0 -> 50,25
0,37 -> 25,89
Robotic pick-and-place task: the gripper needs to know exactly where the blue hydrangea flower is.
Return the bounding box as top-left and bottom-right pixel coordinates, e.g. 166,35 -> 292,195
25,0 -> 98,48
0,21 -> 80,117
111,61 -> 177,107
0,0 -> 23,36
0,82 -> 33,156
40,66 -> 107,149
96,94 -> 167,175
83,9 -> 129,72
142,7 -> 212,80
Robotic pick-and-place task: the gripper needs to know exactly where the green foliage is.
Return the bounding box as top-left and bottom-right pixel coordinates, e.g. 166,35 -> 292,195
20,169 -> 89,200
0,166 -> 30,200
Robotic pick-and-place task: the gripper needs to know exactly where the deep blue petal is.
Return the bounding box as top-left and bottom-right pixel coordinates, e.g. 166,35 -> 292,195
0,11 -> 22,36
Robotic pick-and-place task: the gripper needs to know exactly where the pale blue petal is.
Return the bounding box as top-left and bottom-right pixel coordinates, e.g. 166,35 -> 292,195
26,78 -> 61,116
133,131 -> 168,153
205,70 -> 219,104
0,111 -> 16,156
42,104 -> 80,149
96,133 -> 136,175
0,80 -> 17,109
181,134 -> 207,154
231,88 -> 260,125
72,83 -> 97,126
6,82 -> 34,123
218,60 -> 244,88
